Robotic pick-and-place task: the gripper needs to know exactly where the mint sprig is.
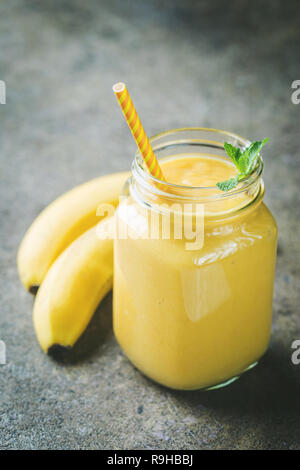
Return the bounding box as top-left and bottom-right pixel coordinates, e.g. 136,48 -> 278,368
216,138 -> 269,192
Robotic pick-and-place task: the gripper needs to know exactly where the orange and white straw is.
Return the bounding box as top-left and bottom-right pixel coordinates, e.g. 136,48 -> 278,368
113,82 -> 165,182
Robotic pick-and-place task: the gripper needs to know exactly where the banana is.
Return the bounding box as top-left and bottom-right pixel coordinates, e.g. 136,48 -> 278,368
18,171 -> 128,292
33,217 -> 115,353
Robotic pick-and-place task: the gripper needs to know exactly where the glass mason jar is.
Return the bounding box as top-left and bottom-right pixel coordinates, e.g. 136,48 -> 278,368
113,128 -> 277,391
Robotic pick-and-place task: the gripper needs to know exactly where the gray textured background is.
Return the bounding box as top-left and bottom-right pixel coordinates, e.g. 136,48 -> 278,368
0,0 -> 300,450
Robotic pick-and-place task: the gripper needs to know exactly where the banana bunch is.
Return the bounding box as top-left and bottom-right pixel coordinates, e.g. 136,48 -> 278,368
18,171 -> 129,353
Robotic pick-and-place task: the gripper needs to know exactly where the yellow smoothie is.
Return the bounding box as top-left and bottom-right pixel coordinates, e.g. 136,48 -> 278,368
113,150 -> 277,390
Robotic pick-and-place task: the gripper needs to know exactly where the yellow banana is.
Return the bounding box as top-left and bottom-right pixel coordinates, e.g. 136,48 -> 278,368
33,217 -> 114,353
18,171 -> 128,292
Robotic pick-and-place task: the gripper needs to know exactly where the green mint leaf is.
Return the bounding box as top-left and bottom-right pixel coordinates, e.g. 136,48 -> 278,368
223,143 -> 242,167
217,137 -> 268,192
238,138 -> 269,174
216,176 -> 239,192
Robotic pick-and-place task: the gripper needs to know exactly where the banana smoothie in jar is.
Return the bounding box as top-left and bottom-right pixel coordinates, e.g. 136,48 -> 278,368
113,128 -> 277,390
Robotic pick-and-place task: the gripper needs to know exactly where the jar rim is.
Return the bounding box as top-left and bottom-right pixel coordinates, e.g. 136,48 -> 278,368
132,127 -> 263,202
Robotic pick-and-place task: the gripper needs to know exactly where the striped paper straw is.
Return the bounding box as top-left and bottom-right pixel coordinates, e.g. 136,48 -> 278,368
113,82 -> 165,182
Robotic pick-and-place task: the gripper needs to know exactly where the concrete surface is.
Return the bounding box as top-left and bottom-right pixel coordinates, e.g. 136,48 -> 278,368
0,0 -> 300,450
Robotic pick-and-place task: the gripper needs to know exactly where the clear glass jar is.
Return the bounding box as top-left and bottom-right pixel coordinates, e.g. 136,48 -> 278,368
113,128 -> 277,390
